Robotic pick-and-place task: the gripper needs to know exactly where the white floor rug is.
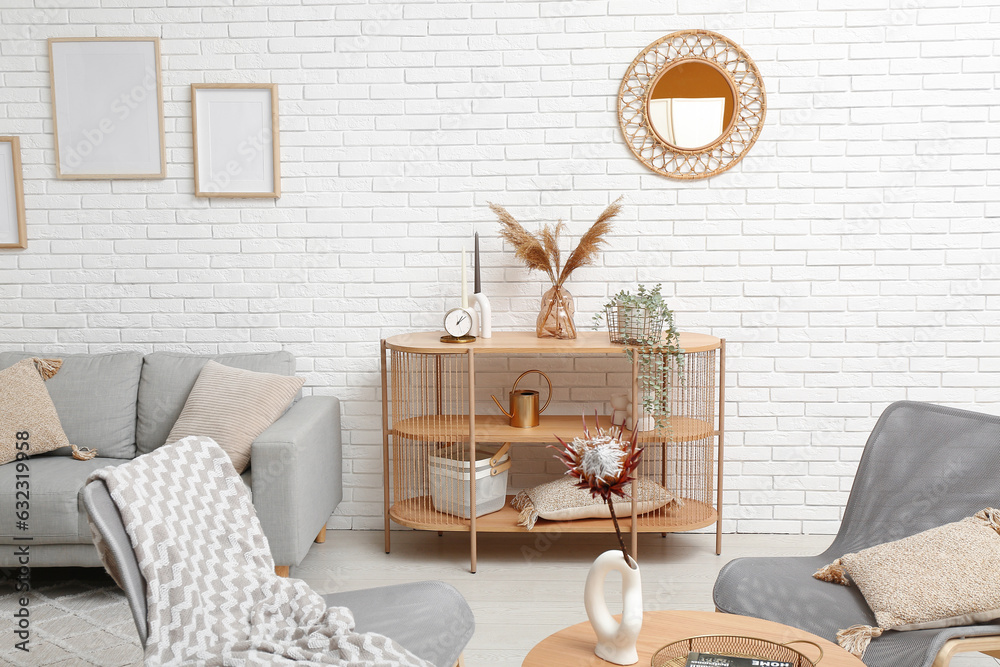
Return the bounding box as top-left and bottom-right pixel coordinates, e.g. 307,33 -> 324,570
0,568 -> 141,667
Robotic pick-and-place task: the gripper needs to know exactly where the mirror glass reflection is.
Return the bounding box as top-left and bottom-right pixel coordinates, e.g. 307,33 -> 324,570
647,60 -> 736,150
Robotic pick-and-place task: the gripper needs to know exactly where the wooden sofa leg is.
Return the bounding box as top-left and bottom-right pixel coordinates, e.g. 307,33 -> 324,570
315,523 -> 327,544
275,566 -> 290,577
454,656 -> 464,667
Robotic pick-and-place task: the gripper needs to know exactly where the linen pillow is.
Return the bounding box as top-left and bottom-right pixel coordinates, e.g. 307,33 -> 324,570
0,358 -> 71,465
813,508 -> 1000,658
164,360 -> 304,473
511,476 -> 675,530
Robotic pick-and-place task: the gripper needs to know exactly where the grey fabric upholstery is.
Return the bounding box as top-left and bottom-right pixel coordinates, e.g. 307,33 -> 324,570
714,401 -> 1000,666
0,351 -> 143,459
0,457 -> 129,548
81,480 -> 474,667
135,351 -> 295,455
0,543 -> 104,567
80,481 -> 149,646
251,396 -> 342,566
324,583 -> 475,667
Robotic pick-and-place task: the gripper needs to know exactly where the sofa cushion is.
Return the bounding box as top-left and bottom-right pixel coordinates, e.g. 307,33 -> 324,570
136,351 -> 296,455
0,352 -> 143,459
165,361 -> 304,473
0,358 -> 71,464
0,457 -> 129,544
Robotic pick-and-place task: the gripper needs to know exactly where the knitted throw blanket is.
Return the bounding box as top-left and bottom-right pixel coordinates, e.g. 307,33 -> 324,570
87,435 -> 432,666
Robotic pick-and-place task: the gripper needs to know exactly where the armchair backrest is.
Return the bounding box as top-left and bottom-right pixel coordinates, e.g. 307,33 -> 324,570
80,480 -> 148,647
827,401 -> 1000,557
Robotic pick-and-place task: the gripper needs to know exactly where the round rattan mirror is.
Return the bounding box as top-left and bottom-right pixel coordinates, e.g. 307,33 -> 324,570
619,30 -> 766,179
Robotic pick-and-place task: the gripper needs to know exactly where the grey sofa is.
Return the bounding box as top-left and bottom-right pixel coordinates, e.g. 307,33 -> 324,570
0,350 -> 342,570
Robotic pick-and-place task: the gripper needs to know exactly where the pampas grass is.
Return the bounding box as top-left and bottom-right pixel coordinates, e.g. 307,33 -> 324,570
490,196 -> 622,287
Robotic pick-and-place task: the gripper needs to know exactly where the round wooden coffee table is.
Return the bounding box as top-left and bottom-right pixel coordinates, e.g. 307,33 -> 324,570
522,610 -> 864,666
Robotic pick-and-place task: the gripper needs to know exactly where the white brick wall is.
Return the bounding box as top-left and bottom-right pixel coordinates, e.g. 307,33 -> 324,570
1,0 -> 997,533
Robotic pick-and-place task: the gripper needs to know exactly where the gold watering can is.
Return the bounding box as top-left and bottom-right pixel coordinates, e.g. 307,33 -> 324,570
491,370 -> 552,428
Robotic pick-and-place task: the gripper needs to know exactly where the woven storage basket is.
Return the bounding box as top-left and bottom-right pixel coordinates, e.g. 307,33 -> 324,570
651,635 -> 823,667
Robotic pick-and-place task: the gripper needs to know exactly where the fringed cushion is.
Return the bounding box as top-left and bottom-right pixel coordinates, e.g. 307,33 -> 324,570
511,476 -> 675,530
0,358 -> 72,465
814,508 -> 1000,658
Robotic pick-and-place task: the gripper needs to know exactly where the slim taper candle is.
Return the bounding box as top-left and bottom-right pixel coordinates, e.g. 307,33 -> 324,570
461,247 -> 468,308
474,232 -> 482,294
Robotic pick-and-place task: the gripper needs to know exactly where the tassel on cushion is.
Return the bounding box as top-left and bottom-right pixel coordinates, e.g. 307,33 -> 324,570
32,358 -> 62,381
813,558 -> 851,586
72,444 -> 97,461
836,624 -> 882,658
511,491 -> 539,530
975,508 -> 1000,535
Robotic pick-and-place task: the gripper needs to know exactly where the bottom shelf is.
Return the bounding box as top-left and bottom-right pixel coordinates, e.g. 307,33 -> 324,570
389,494 -> 718,533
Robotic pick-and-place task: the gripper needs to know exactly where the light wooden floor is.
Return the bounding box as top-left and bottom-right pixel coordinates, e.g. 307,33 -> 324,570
295,531 -> 998,667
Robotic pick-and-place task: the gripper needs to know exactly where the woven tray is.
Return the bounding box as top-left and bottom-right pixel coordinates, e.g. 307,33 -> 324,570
651,634 -> 824,667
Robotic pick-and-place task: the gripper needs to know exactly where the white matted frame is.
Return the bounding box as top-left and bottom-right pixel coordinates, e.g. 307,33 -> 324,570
191,84 -> 280,199
48,37 -> 166,180
0,137 -> 27,249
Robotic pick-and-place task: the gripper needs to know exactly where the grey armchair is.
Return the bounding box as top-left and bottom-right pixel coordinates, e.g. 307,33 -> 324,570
82,479 -> 475,667
713,401 -> 1000,666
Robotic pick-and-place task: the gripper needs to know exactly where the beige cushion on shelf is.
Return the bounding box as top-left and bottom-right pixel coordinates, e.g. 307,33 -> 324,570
164,360 -> 304,473
814,508 -> 1000,658
0,358 -> 71,465
511,476 -> 675,530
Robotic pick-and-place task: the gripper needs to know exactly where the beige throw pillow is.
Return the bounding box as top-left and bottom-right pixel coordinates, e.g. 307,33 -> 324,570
814,508 -> 1000,658
165,360 -> 304,473
0,358 -> 71,465
511,476 -> 675,530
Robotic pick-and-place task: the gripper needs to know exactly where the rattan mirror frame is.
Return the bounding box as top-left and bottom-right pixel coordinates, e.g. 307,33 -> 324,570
618,30 -> 766,180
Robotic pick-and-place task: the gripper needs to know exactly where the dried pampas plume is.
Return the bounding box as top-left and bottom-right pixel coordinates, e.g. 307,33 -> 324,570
489,196 -> 622,287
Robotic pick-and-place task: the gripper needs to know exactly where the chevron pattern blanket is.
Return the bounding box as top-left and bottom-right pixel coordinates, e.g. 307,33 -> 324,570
87,435 -> 432,666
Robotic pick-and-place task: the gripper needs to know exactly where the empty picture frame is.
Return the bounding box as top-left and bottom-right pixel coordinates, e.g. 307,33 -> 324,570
0,137 -> 27,249
191,84 -> 280,198
48,37 -> 166,179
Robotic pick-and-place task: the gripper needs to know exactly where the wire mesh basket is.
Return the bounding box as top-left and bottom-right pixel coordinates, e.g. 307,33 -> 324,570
651,635 -> 823,667
604,303 -> 665,345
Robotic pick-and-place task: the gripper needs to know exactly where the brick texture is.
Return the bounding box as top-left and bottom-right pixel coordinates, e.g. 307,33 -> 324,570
0,1 -> 997,533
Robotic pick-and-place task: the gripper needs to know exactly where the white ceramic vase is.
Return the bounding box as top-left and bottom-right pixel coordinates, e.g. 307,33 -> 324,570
584,549 -> 643,665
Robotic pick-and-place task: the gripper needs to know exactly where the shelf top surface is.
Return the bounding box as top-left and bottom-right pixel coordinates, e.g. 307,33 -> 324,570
384,330 -> 722,354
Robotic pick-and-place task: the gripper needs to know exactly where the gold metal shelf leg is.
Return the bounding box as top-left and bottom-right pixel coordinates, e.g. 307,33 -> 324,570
469,349 -> 478,574
381,339 -> 391,555
716,339 -> 726,556
631,351 -> 639,558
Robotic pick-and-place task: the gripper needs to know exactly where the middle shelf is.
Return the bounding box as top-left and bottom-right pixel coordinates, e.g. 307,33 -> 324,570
392,414 -> 715,444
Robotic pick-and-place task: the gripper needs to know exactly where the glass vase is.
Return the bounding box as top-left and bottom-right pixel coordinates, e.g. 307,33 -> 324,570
536,285 -> 576,339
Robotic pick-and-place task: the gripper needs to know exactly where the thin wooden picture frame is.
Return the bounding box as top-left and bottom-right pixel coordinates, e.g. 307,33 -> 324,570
191,83 -> 280,199
48,37 -> 166,180
0,137 -> 27,249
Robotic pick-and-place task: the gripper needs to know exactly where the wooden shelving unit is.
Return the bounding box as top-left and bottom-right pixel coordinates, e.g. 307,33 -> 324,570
380,331 -> 725,572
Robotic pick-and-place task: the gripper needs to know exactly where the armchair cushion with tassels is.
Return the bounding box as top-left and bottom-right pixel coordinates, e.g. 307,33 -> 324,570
714,401 -> 1000,666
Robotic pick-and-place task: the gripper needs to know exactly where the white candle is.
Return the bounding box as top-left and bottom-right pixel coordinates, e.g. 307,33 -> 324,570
461,247 -> 468,308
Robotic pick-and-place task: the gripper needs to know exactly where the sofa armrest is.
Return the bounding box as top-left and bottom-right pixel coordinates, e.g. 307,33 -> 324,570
251,396 -> 342,567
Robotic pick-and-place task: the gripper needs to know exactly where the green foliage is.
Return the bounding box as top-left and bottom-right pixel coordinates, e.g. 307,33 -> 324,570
593,284 -> 684,427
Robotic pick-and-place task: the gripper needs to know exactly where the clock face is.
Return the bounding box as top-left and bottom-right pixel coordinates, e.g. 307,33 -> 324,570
444,308 -> 474,337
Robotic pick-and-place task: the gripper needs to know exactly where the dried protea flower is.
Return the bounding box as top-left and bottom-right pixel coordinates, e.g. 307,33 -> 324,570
551,412 -> 643,565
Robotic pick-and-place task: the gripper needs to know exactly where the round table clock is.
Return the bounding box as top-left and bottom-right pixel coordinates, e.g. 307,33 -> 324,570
441,307 -> 476,343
